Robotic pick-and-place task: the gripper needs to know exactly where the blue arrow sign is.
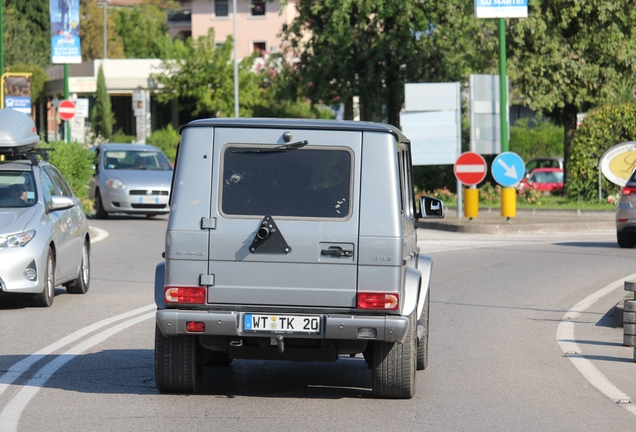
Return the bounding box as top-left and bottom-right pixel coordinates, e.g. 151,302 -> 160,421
492,152 -> 525,187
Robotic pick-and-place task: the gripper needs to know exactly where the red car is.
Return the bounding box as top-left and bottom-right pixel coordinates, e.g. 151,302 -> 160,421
518,167 -> 564,192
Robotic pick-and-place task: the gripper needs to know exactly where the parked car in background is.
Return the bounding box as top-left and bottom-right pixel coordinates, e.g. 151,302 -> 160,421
524,157 -> 564,178
0,110 -> 90,307
616,169 -> 636,248
89,143 -> 173,219
518,167 -> 564,192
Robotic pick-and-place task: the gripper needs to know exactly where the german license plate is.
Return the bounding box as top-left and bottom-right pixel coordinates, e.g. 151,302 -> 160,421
243,313 -> 321,334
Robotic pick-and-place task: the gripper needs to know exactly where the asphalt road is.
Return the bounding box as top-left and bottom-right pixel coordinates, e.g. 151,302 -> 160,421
1,217 -> 636,431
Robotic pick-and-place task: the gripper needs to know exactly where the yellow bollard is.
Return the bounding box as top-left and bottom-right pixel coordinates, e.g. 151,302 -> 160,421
501,187 -> 516,219
464,188 -> 479,219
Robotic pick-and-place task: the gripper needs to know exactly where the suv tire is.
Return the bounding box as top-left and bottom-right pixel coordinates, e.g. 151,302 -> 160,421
154,325 -> 202,393
371,312 -> 417,399
617,231 -> 636,248
417,294 -> 430,371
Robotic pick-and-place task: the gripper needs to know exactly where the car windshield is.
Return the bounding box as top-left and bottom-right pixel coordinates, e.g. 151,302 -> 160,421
0,171 -> 37,208
104,150 -> 172,171
531,171 -> 563,183
221,146 -> 352,218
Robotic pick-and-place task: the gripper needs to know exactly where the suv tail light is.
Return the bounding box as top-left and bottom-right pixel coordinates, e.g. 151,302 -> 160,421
621,186 -> 636,196
357,293 -> 399,310
164,286 -> 206,304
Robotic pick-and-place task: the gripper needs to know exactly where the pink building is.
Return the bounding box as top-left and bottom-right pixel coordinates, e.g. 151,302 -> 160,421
169,1 -> 298,59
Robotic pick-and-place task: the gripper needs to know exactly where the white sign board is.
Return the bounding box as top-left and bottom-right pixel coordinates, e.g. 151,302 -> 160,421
70,117 -> 85,144
401,82 -> 461,166
132,90 -> 146,117
474,0 -> 528,18
73,98 -> 89,118
68,77 -> 97,93
469,74 -> 509,155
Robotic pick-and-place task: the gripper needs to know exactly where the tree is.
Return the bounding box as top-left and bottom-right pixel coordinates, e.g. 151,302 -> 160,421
282,1 -> 421,125
114,0 -> 172,59
151,30 -> 262,118
282,0 -> 499,127
417,1 -> 499,82
91,65 -> 115,139
507,0 -> 636,190
80,0 -> 124,61
4,1 -> 50,67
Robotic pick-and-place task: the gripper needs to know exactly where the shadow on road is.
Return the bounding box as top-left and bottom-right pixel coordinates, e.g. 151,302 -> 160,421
1,350 -> 377,399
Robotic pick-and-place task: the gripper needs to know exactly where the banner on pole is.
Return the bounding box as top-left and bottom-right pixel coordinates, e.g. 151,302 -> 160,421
50,0 -> 82,64
474,0 -> 528,19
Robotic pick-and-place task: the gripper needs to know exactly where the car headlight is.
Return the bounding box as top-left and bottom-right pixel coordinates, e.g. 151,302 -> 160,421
0,230 -> 36,248
106,178 -> 127,189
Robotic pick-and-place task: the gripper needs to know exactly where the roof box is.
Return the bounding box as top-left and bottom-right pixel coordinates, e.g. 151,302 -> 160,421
0,109 -> 39,154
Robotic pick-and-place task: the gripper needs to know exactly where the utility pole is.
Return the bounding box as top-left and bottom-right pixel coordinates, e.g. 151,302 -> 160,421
233,0 -> 239,117
498,18 -> 508,153
0,1 -> 4,76
99,0 -> 109,59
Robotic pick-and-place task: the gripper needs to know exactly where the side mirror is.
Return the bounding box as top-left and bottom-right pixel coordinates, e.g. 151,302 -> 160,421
418,196 -> 445,219
49,195 -> 75,212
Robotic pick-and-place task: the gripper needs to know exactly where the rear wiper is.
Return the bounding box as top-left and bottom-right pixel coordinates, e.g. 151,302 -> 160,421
274,140 -> 308,151
234,140 -> 309,154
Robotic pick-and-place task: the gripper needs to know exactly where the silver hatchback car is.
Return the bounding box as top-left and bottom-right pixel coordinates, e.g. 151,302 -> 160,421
0,110 -> 90,307
616,169 -> 636,248
89,143 -> 173,218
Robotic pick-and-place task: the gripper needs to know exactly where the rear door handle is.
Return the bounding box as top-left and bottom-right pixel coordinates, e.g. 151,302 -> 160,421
321,246 -> 353,257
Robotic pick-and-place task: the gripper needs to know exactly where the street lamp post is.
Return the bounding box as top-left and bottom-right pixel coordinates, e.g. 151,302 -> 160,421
98,0 -> 110,59
233,0 -> 239,117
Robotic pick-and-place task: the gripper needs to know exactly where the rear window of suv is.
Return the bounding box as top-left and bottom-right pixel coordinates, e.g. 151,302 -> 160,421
221,146 -> 352,219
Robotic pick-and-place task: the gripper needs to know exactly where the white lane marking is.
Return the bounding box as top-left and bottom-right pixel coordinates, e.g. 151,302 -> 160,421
557,272 -> 636,416
0,304 -> 155,397
0,312 -> 155,432
89,226 -> 108,244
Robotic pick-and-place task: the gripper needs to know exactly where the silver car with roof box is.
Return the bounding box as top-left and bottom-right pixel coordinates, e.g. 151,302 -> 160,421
154,118 -> 444,398
0,109 -> 90,307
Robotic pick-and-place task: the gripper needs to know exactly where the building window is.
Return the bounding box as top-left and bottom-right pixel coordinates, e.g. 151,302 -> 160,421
253,42 -> 266,56
214,0 -> 229,17
251,0 -> 265,16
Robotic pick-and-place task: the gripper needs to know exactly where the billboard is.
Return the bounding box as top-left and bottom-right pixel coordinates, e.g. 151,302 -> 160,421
2,75 -> 32,115
50,0 -> 82,64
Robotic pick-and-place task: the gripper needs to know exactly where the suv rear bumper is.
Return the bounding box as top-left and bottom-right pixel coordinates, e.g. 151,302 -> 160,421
156,309 -> 409,343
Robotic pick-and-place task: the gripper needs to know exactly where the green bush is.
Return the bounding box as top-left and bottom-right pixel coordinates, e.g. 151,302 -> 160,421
147,124 -> 180,162
110,129 -> 136,143
38,141 -> 94,211
567,102 -> 636,201
510,118 -> 564,162
478,182 -> 501,204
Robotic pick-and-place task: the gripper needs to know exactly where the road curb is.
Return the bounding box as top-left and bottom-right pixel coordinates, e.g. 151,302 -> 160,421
419,220 -> 615,234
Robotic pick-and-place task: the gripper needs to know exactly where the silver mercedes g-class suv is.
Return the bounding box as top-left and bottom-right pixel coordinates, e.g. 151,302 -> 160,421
154,118 -> 444,399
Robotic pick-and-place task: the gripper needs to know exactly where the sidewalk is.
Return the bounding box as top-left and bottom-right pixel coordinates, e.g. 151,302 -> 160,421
419,207 -> 615,234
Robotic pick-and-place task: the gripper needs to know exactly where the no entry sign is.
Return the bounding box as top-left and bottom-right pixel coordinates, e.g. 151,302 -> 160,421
454,151 -> 487,186
58,100 -> 76,121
